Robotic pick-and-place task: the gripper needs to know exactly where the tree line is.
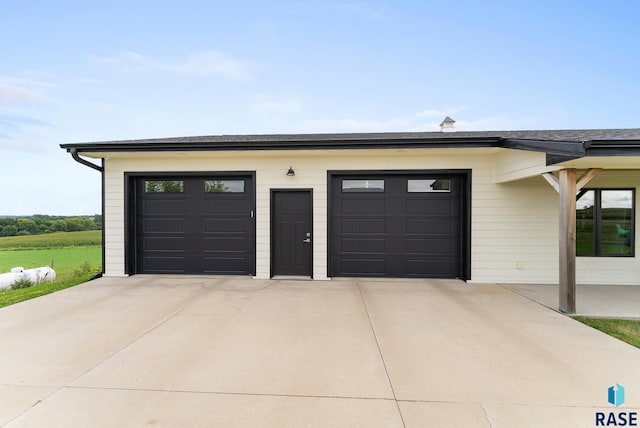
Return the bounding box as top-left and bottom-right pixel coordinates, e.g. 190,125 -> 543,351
0,215 -> 102,237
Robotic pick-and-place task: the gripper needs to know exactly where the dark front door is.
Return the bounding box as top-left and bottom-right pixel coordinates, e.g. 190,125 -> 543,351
272,190 -> 312,277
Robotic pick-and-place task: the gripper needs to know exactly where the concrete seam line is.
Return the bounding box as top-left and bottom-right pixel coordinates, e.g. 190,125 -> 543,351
356,279 -> 407,428
67,284 -> 211,387
495,283 -> 563,314
64,385 -> 399,401
480,402 -> 495,427
0,288 -> 210,427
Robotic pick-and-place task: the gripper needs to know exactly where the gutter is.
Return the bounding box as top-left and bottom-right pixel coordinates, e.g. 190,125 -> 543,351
501,138 -> 589,157
60,136 -> 503,153
501,138 -> 591,166
69,148 -> 103,172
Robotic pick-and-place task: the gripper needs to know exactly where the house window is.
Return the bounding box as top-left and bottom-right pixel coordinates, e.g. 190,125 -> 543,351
205,180 -> 245,193
342,179 -> 385,192
576,189 -> 635,256
144,180 -> 184,193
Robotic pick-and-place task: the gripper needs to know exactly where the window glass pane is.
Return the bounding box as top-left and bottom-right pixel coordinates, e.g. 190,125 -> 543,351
342,179 -> 384,192
408,179 -> 451,193
576,190 -> 595,256
144,180 -> 184,193
205,180 -> 245,193
600,190 -> 633,256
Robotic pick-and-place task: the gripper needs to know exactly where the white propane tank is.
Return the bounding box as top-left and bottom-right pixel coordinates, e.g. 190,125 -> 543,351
0,266 -> 57,291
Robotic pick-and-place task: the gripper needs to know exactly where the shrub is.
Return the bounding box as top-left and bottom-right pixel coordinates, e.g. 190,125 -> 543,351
73,261 -> 94,277
10,277 -> 35,290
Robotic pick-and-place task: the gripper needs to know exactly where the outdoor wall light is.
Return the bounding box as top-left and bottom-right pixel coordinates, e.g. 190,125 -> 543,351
286,166 -> 295,176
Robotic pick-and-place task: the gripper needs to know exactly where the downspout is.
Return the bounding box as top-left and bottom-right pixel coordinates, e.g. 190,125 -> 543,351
69,148 -> 103,172
68,148 -> 105,275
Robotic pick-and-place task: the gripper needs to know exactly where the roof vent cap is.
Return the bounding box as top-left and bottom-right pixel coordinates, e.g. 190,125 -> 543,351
439,116 -> 456,132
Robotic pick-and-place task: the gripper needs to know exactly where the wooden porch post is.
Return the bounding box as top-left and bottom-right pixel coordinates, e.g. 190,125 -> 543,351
558,169 -> 577,313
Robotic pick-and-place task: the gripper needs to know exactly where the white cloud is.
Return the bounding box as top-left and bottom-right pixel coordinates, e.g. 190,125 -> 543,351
0,114 -> 55,152
88,51 -> 147,72
160,51 -> 254,81
89,50 -> 255,81
251,94 -> 303,114
292,108 -> 542,134
89,51 -> 145,65
0,81 -> 40,106
454,115 -> 541,131
297,108 -> 456,133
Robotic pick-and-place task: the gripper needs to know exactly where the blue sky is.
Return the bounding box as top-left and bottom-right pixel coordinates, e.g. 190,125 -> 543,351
1,0 -> 639,215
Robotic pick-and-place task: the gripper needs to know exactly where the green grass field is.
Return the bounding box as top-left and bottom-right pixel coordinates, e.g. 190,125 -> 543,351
574,316 -> 640,349
0,231 -> 102,308
0,246 -> 101,277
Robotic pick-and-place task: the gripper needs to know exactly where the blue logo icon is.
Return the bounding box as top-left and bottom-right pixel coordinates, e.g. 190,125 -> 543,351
608,384 -> 625,407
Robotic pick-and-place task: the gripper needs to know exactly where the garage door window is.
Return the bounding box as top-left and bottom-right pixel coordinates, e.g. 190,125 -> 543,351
342,179 -> 385,192
205,180 -> 245,193
144,180 -> 184,193
408,179 -> 452,193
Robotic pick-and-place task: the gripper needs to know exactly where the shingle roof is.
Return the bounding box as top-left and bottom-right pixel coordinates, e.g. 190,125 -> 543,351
61,128 -> 640,148
60,128 -> 640,166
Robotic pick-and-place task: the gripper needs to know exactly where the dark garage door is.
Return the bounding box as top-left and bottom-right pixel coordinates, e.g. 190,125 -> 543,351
330,174 -> 463,278
135,176 -> 255,275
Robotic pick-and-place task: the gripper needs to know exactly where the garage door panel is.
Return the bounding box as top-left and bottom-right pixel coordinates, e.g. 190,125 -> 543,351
341,238 -> 386,253
136,175 -> 254,275
331,174 -> 463,278
203,257 -> 247,274
406,198 -> 455,215
341,199 -> 386,214
406,259 -> 453,276
144,237 -> 185,251
143,257 -> 185,273
203,199 -> 248,215
143,219 -> 185,234
406,218 -> 457,234
142,199 -> 185,215
340,259 -> 386,275
341,218 -> 386,233
406,238 -> 453,254
202,218 -> 247,233
203,236 -> 246,252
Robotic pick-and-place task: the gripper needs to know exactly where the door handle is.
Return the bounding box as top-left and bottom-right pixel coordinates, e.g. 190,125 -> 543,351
303,238 -> 311,243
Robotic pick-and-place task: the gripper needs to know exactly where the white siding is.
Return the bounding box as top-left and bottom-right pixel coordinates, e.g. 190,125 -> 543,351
470,176 -> 559,284
494,149 -> 559,183
104,165 -> 127,276
99,149 -> 640,286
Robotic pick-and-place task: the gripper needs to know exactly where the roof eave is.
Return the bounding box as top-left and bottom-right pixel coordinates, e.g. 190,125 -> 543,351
61,136 -> 504,153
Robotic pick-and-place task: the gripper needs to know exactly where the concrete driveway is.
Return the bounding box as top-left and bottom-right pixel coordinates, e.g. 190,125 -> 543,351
1,276 -> 639,427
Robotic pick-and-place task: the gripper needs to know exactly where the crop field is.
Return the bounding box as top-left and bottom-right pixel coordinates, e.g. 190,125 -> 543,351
0,230 -> 101,250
